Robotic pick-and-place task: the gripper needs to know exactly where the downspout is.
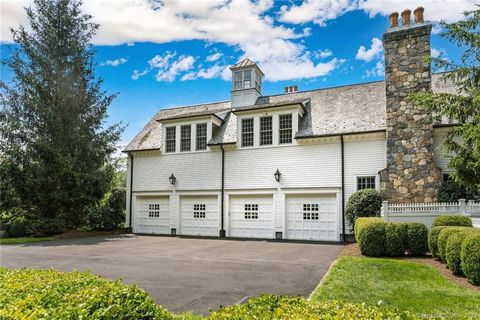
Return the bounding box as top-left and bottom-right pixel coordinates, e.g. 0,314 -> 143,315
128,153 -> 134,232
220,144 -> 226,237
341,135 -> 346,243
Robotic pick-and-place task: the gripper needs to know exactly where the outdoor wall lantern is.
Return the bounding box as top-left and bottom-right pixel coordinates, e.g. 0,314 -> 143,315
169,173 -> 176,185
274,169 -> 281,182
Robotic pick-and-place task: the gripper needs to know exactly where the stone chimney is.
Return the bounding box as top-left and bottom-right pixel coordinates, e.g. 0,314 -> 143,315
379,7 -> 442,203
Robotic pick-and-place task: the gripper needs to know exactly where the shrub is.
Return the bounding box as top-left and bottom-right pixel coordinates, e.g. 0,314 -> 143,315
385,223 -> 408,256
208,294 -> 418,320
27,217 -> 65,237
445,229 -> 479,275
429,226 -> 449,258
355,218 -> 386,257
405,223 -> 429,256
437,227 -> 470,262
354,217 -> 384,242
0,267 -> 172,319
345,189 -> 382,231
86,187 -> 126,230
461,232 -> 480,285
432,215 -> 472,228
9,217 -> 28,237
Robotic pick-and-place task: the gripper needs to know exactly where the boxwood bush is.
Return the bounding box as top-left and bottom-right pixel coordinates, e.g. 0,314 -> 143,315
346,189 -> 382,232
208,294 -> 418,320
429,226 -> 449,258
355,218 -> 386,256
437,227 -> 470,262
406,223 -> 429,255
0,267 -> 172,320
461,232 -> 480,285
385,222 -> 408,256
431,215 -> 472,228
445,229 -> 479,275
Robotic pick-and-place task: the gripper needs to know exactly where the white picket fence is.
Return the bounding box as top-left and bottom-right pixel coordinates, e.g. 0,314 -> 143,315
382,199 -> 480,229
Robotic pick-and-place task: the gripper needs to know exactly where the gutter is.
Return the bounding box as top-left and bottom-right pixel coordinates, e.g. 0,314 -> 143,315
220,144 -> 226,237
340,135 -> 346,243
128,154 -> 134,232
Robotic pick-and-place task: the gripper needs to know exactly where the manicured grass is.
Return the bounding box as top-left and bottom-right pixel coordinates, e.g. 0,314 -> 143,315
311,256 -> 480,319
0,237 -> 53,245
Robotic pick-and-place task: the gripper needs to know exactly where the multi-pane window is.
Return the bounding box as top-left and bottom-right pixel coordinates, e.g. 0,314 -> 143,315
148,204 -> 160,218
303,204 -> 319,220
255,72 -> 261,92
180,125 -> 191,152
196,123 -> 207,151
260,116 -> 272,146
234,71 -> 243,90
165,127 -> 176,153
244,204 -> 259,219
279,114 -> 292,144
193,204 -> 206,219
241,118 -> 254,147
357,176 -> 376,190
243,70 -> 251,88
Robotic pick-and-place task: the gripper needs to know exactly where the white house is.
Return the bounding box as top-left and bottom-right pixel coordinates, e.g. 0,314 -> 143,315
123,8 -> 456,242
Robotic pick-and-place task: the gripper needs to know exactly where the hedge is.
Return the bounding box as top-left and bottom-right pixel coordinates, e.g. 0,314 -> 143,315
385,222 -> 408,256
429,226 -> 449,259
406,223 -> 429,255
461,232 -> 480,285
355,218 -> 386,256
431,215 -> 472,228
0,268 -> 172,320
437,227 -> 470,262
208,294 -> 418,320
445,229 -> 478,275
355,217 -> 384,242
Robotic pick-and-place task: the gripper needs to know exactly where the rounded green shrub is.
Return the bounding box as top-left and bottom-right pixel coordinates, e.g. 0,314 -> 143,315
355,217 -> 384,242
461,232 -> 480,286
0,267 -> 172,319
208,294 -> 417,320
9,218 -> 28,237
445,229 -> 478,275
432,215 -> 472,228
385,223 -> 408,256
429,226 -> 449,258
357,221 -> 386,257
437,227 -> 469,262
346,189 -> 382,232
405,223 -> 429,256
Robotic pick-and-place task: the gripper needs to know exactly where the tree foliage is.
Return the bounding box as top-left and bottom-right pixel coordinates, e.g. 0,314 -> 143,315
0,0 -> 123,232
411,7 -> 480,191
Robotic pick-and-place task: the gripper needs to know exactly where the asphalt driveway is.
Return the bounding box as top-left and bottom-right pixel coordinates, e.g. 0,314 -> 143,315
0,235 -> 341,314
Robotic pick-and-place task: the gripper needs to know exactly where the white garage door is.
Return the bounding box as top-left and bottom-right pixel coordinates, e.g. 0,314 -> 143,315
286,194 -> 338,241
229,194 -> 274,239
135,196 -> 170,234
180,195 -> 219,236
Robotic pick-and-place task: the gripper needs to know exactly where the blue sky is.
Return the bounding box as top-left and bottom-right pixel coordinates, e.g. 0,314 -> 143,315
0,0 -> 475,147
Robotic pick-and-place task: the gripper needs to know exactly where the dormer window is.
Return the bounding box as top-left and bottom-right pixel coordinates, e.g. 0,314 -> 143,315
196,123 -> 207,150
241,118 -> 254,147
279,114 -> 292,144
260,116 -> 272,146
165,127 -> 176,153
180,125 -> 191,152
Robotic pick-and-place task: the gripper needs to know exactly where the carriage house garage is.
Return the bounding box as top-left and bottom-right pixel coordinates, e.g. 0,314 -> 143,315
124,12 -> 456,241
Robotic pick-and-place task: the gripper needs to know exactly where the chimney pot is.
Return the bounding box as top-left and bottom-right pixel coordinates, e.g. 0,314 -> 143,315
414,7 -> 424,23
401,9 -> 411,26
389,12 -> 399,28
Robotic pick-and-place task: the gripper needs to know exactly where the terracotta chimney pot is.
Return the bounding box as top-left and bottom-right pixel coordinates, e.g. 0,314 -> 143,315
401,9 -> 411,26
414,7 -> 424,23
389,12 -> 399,28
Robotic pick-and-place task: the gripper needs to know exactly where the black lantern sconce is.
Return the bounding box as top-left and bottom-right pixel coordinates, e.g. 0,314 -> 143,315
169,173 -> 176,185
274,169 -> 281,182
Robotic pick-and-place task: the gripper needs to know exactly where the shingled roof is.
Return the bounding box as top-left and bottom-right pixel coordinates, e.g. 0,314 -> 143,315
124,73 -> 455,152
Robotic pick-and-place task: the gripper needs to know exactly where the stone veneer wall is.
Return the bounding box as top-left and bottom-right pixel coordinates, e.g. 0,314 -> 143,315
379,22 -> 442,203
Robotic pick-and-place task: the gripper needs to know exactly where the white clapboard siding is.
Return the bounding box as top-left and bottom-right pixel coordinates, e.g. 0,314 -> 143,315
224,142 -> 342,190
132,152 -> 222,191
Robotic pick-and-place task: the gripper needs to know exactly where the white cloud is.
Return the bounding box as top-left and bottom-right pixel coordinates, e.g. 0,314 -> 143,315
355,37 -> 383,62
181,64 -> 226,81
364,60 -> 385,78
431,47 -> 446,58
155,55 -> 195,82
316,49 -> 333,59
102,57 -> 127,67
149,52 -> 176,68
206,52 -> 223,62
131,68 -> 149,80
279,0 -> 356,26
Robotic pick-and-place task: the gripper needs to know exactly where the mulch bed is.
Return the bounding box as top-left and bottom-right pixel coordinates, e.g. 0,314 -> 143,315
340,243 -> 479,290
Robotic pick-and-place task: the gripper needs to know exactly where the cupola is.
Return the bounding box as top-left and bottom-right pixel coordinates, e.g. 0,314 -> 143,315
230,58 -> 264,108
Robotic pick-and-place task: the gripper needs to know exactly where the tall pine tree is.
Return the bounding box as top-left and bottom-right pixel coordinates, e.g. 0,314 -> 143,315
0,0 -> 123,230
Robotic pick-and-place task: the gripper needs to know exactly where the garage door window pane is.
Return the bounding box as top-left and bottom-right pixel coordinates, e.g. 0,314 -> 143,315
357,176 -> 375,190
244,204 -> 258,219
303,203 -> 319,220
193,204 -> 206,218
148,204 -> 160,217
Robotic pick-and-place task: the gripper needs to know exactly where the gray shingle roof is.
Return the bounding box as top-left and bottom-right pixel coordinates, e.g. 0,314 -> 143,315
124,73 -> 455,152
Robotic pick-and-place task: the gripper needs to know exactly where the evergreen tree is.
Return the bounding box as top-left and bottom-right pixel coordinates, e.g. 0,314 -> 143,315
412,7 -> 480,191
0,0 -> 123,230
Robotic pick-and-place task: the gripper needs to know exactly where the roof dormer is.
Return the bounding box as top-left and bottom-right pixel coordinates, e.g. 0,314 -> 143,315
230,58 -> 264,108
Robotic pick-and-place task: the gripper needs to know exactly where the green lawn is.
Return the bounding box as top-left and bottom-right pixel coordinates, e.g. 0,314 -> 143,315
0,237 -> 53,245
311,256 -> 480,319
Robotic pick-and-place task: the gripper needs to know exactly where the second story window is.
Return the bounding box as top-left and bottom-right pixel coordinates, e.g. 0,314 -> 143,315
241,118 -> 254,147
165,127 -> 176,153
196,123 -> 207,151
279,114 -> 292,144
357,176 -> 376,190
180,125 -> 191,152
260,116 -> 272,146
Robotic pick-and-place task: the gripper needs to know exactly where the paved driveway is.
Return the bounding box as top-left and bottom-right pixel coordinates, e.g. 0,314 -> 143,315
0,235 -> 341,314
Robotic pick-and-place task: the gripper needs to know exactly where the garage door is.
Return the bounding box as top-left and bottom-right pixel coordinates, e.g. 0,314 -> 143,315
135,196 -> 170,234
180,195 -> 219,236
229,194 -> 274,238
286,194 -> 338,241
